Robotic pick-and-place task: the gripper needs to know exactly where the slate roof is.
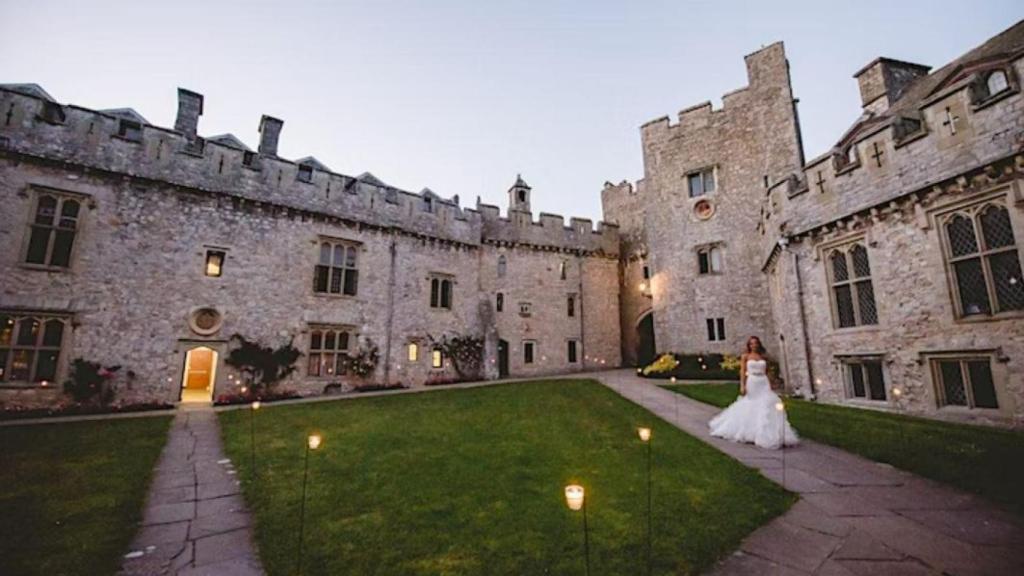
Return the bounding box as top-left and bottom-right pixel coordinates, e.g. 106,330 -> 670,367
0,83 -> 55,102
208,133 -> 252,151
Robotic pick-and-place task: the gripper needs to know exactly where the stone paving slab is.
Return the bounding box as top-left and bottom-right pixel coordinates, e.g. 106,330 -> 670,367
591,370 -> 1024,576
119,409 -> 263,576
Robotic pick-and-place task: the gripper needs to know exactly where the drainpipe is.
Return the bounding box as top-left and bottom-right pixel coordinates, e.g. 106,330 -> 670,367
784,239 -> 816,397
577,253 -> 586,373
383,231 -> 397,386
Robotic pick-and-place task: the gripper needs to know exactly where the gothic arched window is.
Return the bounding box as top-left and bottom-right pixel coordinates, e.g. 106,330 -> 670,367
496,292 -> 504,313
827,243 -> 878,328
25,193 -> 81,268
497,255 -> 507,278
942,202 -> 1023,317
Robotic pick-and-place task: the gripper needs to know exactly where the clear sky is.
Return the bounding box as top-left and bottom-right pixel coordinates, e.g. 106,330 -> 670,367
2,1 -> 1021,221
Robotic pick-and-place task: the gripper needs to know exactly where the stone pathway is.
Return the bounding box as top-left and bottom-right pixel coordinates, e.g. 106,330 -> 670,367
594,369 -> 1024,576
120,404 -> 263,576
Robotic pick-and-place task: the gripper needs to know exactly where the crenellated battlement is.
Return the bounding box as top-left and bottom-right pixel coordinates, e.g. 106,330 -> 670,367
639,42 -> 789,144
478,203 -> 619,256
0,85 -> 621,256
0,86 -> 487,246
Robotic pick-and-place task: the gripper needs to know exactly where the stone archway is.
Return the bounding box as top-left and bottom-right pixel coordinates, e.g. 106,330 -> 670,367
636,311 -> 656,367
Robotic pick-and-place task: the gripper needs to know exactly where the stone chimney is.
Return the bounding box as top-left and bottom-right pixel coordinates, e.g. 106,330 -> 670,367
174,88 -> 204,138
258,115 -> 283,157
854,58 -> 931,113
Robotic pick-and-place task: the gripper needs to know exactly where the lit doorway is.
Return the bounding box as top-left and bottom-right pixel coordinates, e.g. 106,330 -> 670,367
181,346 -> 217,403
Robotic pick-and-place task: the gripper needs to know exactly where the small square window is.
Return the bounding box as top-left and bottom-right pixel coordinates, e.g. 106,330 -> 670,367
298,164 -> 314,183
519,302 -> 532,317
933,357 -> 998,409
205,250 -> 225,277
844,358 -> 886,400
117,120 -> 142,142
687,168 -> 715,198
706,317 -> 726,342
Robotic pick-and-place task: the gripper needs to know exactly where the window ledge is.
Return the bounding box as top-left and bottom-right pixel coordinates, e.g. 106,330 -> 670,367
954,310 -> 1024,324
18,262 -> 71,273
971,87 -> 1018,112
831,323 -> 883,334
111,134 -> 142,145
0,383 -> 58,390
312,292 -> 359,301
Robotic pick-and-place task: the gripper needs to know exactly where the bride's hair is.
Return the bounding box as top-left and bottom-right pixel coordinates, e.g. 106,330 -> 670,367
745,336 -> 766,354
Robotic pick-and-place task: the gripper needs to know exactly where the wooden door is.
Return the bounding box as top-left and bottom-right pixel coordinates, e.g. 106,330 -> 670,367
185,347 -> 214,390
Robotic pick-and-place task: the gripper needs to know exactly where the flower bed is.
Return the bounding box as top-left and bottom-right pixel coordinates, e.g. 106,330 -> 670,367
639,353 -> 739,381
0,401 -> 174,421
213,389 -> 301,406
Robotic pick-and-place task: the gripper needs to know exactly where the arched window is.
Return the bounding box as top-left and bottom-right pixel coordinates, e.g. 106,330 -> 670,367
559,260 -> 567,280
497,255 -> 507,278
430,277 -> 453,309
942,203 -> 1023,316
987,70 -> 1009,96
828,243 -> 878,328
496,292 -> 504,312
25,193 -> 81,268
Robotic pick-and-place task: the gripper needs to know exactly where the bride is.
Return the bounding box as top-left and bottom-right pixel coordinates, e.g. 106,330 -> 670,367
709,336 -> 798,449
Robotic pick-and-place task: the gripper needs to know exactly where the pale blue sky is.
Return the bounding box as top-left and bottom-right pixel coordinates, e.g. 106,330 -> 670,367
2,1 -> 1021,220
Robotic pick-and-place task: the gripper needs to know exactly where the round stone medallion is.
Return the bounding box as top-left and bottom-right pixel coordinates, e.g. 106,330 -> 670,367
189,307 -> 223,336
694,199 -> 715,220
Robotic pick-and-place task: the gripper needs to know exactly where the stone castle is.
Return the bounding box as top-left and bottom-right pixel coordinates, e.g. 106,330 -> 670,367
2,21 -> 1022,426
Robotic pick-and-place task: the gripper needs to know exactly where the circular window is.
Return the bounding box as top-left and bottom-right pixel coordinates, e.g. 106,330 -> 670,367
694,199 -> 715,220
189,307 -> 223,336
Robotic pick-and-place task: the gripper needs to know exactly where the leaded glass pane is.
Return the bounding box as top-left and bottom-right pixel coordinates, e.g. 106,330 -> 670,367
946,215 -> 979,257
834,285 -> 856,328
710,247 -> 722,272
0,316 -> 12,346
319,243 -> 331,265
953,258 -> 991,315
831,251 -> 849,282
313,265 -> 329,292
856,280 -> 878,325
310,331 -> 322,350
16,319 -> 39,346
968,360 -> 998,409
849,365 -> 866,397
979,205 -> 1015,249
329,267 -> 343,293
25,227 -> 50,264
850,245 -> 871,278
966,362 -> 997,409
308,353 -> 321,376
345,246 -> 357,268
42,320 -> 63,347
35,351 -> 58,382
332,244 -> 345,266
10,350 -> 32,380
35,196 -> 56,225
336,353 -> 349,375
865,361 -> 886,400
688,173 -> 703,198
324,331 -> 336,350
430,278 -> 439,307
320,353 -> 333,376
343,269 -> 358,296
497,256 -> 507,278
698,251 -> 709,274
939,361 -> 967,406
59,199 -> 80,228
50,229 -> 74,267
989,251 -> 1024,312
339,332 -> 349,351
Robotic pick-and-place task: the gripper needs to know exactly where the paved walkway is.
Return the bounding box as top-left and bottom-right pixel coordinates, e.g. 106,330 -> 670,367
594,370 -> 1024,576
120,405 -> 263,576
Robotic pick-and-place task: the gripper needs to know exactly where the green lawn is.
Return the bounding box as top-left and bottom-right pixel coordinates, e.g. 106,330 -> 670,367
219,380 -> 794,575
0,416 -> 172,576
664,383 -> 1024,517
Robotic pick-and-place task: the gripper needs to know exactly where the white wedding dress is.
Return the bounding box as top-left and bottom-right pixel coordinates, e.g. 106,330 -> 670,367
709,359 -> 799,449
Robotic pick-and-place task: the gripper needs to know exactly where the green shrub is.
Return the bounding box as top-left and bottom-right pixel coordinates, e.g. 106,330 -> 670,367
640,352 -> 738,381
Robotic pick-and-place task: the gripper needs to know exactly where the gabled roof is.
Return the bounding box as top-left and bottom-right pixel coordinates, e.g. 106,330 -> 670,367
208,133 -> 252,151
828,19 -> 1024,152
357,172 -> 387,186
100,108 -> 150,125
296,156 -> 330,171
0,83 -> 56,102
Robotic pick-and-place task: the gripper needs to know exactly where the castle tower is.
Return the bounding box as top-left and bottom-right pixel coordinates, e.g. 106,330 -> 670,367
508,174 -> 532,213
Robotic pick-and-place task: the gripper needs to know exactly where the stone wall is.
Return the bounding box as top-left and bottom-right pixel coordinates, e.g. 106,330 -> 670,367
604,42 -> 805,358
0,86 -> 621,408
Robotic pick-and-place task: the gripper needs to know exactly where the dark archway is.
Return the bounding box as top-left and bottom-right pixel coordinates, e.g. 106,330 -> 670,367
498,339 -> 509,378
636,312 -> 656,367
